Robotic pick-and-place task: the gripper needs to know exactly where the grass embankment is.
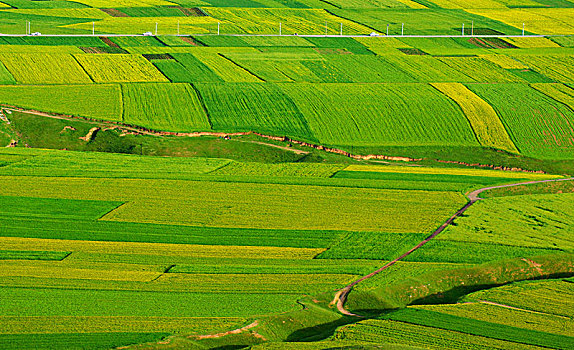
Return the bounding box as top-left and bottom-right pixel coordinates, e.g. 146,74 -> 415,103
4,110 -> 574,175
124,253 -> 574,349
346,253 -> 574,314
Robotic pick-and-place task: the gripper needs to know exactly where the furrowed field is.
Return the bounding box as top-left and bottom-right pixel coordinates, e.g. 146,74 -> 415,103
1,0 -> 574,349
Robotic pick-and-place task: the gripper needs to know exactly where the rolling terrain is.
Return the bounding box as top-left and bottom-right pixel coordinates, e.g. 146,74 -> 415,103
0,0 -> 573,349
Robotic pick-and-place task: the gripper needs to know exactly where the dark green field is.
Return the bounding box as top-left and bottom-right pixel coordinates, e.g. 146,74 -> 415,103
0,0 -> 573,349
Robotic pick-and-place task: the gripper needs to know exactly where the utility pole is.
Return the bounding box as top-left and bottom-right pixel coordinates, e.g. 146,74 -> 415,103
387,24 -> 389,36
92,22 -> 95,36
471,21 -> 474,36
155,22 -> 158,35
177,21 -> 180,35
522,23 -> 525,35
401,23 -> 404,36
462,23 -> 464,36
217,22 -> 220,35
279,22 -> 282,36
340,22 -> 343,36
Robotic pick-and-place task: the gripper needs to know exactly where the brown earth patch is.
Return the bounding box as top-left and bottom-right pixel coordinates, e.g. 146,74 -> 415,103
100,8 -> 129,17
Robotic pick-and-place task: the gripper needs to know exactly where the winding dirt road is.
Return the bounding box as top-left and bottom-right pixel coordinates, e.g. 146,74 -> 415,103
331,177 -> 574,316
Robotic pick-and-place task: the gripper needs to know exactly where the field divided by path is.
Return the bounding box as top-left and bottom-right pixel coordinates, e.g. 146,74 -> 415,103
1,1 -> 574,348
0,31 -> 573,158
0,146 -> 567,347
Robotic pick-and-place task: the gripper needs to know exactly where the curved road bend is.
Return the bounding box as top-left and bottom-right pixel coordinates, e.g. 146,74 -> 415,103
332,177 -> 574,316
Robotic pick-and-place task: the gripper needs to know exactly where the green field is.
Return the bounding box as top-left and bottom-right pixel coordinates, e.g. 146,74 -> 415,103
1,0 -> 574,349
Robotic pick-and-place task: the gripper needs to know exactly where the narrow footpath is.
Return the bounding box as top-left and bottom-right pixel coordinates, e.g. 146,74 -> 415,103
331,177 -> 574,316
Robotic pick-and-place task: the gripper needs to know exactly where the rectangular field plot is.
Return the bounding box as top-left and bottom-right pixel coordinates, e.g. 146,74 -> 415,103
193,52 -> 262,82
0,54 -> 92,84
0,237 -> 325,260
431,82 -> 517,152
479,54 -> 527,69
0,214 -> 341,249
531,83 -> 574,110
65,0 -> 177,7
0,150 -> 230,179
382,55 -> 473,83
467,8 -> 574,35
515,55 -> 574,83
0,62 -> 14,84
280,83 -> 478,147
205,8 -> 370,35
166,53 -> 225,82
354,261 -> 472,292
315,55 -> 415,83
318,0 -> 426,9
0,36 -> 108,47
0,287 -> 300,317
0,259 -> 162,282
305,37 -> 373,54
383,308 -> 572,349
74,54 -> 169,83
4,8 -> 111,19
341,164 -> 559,180
437,57 -> 525,83
414,303 -> 574,337
0,45 -> 84,54
0,84 -> 122,121
122,83 -> 210,131
101,185 -> 465,233
0,333 -> 167,350
464,280 -> 574,318
64,16 -> 218,35
222,51 -> 324,82
108,36 -> 166,48
467,83 -> 574,159
0,176 -> 466,234
334,319 -> 544,350
403,240 -> 561,264
240,36 -> 314,47
0,316 -> 245,336
438,193 -> 574,250
333,171 -> 530,187
331,8 -> 523,36
317,232 -> 429,260
196,83 -> 315,140
0,195 -> 122,220
503,37 -> 562,49
211,162 -> 344,178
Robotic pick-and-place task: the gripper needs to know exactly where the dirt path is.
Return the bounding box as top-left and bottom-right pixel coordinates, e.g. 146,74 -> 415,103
194,321 -> 265,340
1,106 -> 558,174
477,301 -> 571,319
331,177 -> 574,316
236,140 -> 309,155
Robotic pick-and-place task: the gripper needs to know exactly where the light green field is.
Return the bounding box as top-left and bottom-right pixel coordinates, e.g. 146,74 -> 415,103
280,83 -> 478,147
0,0 -> 574,349
121,83 -> 210,131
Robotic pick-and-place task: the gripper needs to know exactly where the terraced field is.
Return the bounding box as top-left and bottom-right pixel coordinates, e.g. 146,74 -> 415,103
1,0 -> 574,349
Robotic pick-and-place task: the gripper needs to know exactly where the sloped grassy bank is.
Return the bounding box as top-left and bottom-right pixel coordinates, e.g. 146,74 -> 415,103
129,253 -> 574,349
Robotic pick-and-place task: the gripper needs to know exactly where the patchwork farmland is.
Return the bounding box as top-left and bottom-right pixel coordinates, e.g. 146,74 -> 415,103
0,0 -> 573,349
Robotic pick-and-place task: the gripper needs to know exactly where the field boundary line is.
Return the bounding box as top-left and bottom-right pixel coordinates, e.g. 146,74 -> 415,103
0,33 -> 571,38
331,177 -> 574,316
0,105 -> 555,173
477,301 -> 572,319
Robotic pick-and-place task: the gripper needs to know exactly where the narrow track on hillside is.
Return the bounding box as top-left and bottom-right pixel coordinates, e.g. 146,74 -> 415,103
331,177 -> 574,316
1,106 -> 555,173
